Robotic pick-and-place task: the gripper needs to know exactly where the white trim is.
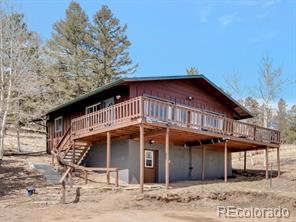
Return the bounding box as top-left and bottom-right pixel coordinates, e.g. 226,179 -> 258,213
54,116 -> 63,133
145,150 -> 154,168
85,102 -> 101,115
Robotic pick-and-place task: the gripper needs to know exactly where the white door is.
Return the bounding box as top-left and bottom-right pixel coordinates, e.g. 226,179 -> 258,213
102,97 -> 115,123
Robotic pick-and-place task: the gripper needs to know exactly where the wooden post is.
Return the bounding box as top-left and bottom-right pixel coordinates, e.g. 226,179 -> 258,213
265,147 -> 269,179
61,181 -> 66,204
243,150 -> 247,173
201,145 -> 205,181
106,131 -> 111,185
115,169 -> 119,187
277,147 -> 280,177
140,125 -> 144,192
224,140 -> 228,183
165,127 -> 170,189
69,171 -> 73,188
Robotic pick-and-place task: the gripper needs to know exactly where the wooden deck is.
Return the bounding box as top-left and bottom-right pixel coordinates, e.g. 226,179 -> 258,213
71,96 -> 280,149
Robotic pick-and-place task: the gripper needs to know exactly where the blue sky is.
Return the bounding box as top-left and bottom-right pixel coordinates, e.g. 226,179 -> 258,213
15,0 -> 296,106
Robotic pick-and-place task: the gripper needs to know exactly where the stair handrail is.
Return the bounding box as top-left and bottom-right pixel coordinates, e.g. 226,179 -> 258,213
54,125 -> 72,153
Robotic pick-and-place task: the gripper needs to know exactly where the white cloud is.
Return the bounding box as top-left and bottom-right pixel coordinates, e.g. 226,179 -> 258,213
218,12 -> 239,27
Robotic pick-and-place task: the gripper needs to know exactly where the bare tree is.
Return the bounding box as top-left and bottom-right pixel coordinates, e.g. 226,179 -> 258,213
258,55 -> 283,128
224,71 -> 244,103
0,6 -> 40,159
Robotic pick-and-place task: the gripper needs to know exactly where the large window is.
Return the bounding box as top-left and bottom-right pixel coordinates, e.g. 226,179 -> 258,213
145,150 -> 154,168
54,117 -> 63,133
85,102 -> 101,115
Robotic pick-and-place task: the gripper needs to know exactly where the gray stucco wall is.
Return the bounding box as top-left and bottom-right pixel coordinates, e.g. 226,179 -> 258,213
86,139 -> 232,184
128,140 -> 232,184
85,140 -> 129,182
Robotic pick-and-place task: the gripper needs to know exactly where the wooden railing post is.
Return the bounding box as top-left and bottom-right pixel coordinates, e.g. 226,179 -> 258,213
139,96 -> 144,118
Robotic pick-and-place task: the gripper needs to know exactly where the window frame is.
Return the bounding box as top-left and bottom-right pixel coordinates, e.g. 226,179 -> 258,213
144,150 -> 154,168
85,102 -> 101,115
54,116 -> 63,133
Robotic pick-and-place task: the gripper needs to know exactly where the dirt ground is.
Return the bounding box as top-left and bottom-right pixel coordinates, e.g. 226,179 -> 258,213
0,135 -> 296,222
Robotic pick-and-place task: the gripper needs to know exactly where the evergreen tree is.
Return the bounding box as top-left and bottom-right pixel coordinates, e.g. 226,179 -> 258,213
88,5 -> 137,86
243,97 -> 263,126
286,105 -> 296,143
44,1 -> 91,99
276,98 -> 288,141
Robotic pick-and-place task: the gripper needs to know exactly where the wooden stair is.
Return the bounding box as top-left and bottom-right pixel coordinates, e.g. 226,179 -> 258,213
52,125 -> 92,167
61,142 -> 91,165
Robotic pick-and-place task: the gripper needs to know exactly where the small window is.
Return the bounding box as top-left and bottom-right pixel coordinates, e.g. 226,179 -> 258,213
86,102 -> 101,114
145,150 -> 154,168
54,117 -> 63,133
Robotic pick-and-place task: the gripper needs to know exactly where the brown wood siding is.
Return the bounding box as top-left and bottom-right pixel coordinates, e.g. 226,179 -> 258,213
46,79 -> 237,153
46,85 -> 129,152
129,80 -> 234,118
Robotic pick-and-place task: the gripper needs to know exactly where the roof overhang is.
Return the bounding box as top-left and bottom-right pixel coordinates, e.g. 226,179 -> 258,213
45,75 -> 253,119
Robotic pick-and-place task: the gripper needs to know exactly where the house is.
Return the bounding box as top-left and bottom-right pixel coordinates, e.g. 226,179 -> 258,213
46,75 -> 281,191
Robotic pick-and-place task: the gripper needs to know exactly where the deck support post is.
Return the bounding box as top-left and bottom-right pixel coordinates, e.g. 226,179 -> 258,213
243,150 -> 247,173
224,140 -> 228,183
201,145 -> 205,181
265,147 -> 269,179
106,131 -> 111,185
139,125 -> 144,193
165,127 -> 170,189
277,147 -> 280,177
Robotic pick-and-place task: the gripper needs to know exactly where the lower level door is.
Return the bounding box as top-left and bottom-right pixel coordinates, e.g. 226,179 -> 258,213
144,149 -> 158,183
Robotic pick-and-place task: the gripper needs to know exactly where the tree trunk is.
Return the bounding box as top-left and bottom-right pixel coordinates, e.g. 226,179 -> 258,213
16,98 -> 21,152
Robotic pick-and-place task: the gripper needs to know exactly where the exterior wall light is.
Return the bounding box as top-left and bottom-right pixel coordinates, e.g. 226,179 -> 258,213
149,140 -> 155,144
188,96 -> 193,101
116,95 -> 121,100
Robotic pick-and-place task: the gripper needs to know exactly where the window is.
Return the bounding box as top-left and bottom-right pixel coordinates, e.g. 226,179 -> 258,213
54,117 -> 63,133
86,102 -> 101,114
145,150 -> 154,168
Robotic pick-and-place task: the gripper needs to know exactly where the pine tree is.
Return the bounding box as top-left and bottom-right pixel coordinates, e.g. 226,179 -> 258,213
286,105 -> 296,143
276,98 -> 288,141
243,97 -> 263,126
88,5 -> 137,87
44,1 -> 91,99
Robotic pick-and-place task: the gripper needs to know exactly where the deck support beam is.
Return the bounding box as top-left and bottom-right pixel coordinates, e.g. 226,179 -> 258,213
243,150 -> 247,172
165,127 -> 170,189
277,147 -> 280,177
106,131 -> 111,185
201,145 -> 205,181
224,140 -> 228,183
265,147 -> 269,179
139,125 -> 144,193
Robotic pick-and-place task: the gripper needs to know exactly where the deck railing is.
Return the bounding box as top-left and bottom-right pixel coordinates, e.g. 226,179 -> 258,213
71,96 -> 280,144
